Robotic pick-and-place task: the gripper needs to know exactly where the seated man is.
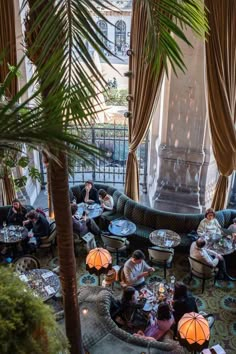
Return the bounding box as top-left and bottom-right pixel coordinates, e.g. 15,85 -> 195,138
227,218 -> 236,234
81,180 -> 99,204
190,237 -> 235,281
122,250 -> 155,290
24,210 -> 50,246
71,204 -> 100,237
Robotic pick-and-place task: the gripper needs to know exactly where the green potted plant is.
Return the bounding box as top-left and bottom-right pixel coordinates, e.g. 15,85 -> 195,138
0,267 -> 68,354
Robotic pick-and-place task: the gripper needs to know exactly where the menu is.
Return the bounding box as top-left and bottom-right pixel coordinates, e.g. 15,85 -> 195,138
41,271 -> 54,280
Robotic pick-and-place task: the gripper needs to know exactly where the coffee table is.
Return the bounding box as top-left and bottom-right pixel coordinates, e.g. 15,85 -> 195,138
0,226 -> 28,257
19,269 -> 60,302
149,229 -> 181,248
108,219 -> 136,237
77,203 -> 103,219
0,226 -> 28,244
206,237 -> 235,256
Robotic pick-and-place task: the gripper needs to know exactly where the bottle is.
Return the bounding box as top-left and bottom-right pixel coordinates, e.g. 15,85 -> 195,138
170,275 -> 176,290
3,225 -> 8,242
163,230 -> 166,244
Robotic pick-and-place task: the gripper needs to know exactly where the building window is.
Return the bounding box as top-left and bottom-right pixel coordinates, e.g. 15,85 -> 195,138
97,20 -> 108,46
115,20 -> 126,52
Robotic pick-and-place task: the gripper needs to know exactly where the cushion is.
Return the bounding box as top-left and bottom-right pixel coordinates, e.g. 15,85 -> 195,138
215,211 -> 225,227
135,224 -> 154,239
132,205 -> 146,225
116,195 -> 129,214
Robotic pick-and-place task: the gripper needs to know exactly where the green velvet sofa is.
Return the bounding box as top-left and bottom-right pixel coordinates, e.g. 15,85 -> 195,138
70,184 -> 236,252
78,286 -> 184,354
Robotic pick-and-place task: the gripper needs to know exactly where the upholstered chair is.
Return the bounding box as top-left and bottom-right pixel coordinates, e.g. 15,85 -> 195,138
101,234 -> 129,265
39,221 -> 57,257
14,255 -> 40,273
148,246 -> 174,279
188,256 -> 217,293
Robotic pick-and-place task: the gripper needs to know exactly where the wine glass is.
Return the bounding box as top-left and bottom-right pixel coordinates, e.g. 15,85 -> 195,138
3,221 -> 6,228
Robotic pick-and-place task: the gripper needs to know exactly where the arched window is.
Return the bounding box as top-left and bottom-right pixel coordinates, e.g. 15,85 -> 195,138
97,20 -> 108,46
115,20 -> 126,52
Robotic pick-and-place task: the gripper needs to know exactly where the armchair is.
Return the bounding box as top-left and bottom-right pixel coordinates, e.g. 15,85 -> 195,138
188,256 -> 217,293
101,234 -> 129,265
148,246 -> 174,279
14,255 -> 40,273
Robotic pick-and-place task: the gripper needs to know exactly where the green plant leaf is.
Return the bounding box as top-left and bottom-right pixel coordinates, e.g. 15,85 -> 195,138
14,176 -> 28,188
28,166 -> 42,182
18,156 -> 30,168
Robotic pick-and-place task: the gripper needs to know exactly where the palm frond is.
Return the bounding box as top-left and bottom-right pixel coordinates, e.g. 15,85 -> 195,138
22,0 -> 115,129
138,0 -> 209,75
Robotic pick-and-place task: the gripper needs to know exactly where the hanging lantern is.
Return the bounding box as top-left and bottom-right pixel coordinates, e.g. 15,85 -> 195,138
178,312 -> 210,353
86,248 -> 112,277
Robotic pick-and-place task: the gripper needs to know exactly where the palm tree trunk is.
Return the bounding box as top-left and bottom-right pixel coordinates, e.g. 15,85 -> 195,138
50,151 -> 83,354
24,2 -> 83,350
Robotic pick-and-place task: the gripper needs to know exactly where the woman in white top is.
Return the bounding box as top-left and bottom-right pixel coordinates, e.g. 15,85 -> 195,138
197,208 -> 222,238
98,189 -> 114,211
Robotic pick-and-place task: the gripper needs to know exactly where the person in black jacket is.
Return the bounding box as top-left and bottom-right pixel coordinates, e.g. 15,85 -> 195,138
172,282 -> 198,336
81,180 -> 99,204
7,199 -> 27,226
24,210 -> 50,246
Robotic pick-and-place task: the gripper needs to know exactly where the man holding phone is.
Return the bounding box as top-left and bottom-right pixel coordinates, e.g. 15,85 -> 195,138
71,204 -> 100,237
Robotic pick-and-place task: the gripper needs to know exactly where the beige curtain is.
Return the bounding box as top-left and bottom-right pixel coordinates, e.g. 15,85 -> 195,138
0,0 -> 18,205
0,168 -> 16,205
205,0 -> 236,210
124,0 -> 164,201
0,0 -> 17,96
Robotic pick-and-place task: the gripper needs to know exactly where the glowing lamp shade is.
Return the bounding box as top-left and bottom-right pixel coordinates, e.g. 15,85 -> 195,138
86,248 -> 112,276
178,312 -> 210,352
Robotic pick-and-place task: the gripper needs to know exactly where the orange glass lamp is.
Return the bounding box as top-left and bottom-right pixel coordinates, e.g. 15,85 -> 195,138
86,248 -> 112,285
178,312 -> 210,353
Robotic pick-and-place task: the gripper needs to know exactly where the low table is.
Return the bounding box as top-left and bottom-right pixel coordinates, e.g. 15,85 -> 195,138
206,237 -> 236,256
108,219 -> 136,237
149,229 -> 181,248
19,269 -> 60,302
0,226 -> 28,244
140,280 -> 175,313
77,203 -> 103,219
0,226 -> 28,257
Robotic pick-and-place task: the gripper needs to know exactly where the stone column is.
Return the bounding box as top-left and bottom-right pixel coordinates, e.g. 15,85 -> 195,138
148,29 -> 218,213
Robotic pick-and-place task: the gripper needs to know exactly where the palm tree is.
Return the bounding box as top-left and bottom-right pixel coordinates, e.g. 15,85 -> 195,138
0,0 -> 208,353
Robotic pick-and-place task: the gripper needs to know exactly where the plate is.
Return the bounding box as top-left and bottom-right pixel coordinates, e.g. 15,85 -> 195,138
143,302 -> 153,312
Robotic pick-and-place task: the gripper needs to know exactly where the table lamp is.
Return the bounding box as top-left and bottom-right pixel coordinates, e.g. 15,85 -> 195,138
86,248 -> 112,285
178,312 -> 210,353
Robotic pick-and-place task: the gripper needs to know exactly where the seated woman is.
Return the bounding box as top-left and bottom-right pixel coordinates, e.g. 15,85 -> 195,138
197,208 -> 222,238
134,303 -> 174,341
172,282 -> 198,335
113,286 -> 145,330
7,199 -> 27,226
98,189 -> 114,211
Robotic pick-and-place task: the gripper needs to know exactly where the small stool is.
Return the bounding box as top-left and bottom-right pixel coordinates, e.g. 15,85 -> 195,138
102,265 -> 120,289
82,232 -> 97,252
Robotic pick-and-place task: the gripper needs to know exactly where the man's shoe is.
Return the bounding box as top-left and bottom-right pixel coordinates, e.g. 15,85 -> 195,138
223,274 -> 236,281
